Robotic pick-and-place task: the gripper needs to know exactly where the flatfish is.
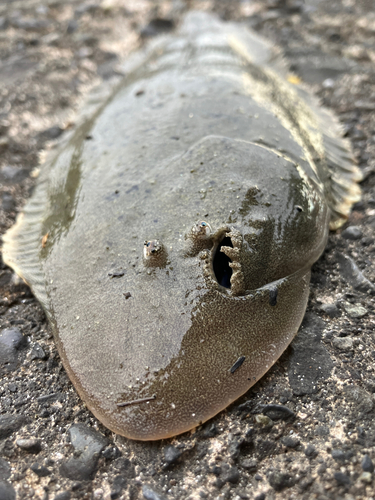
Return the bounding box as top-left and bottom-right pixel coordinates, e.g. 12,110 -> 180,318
2,12 -> 361,440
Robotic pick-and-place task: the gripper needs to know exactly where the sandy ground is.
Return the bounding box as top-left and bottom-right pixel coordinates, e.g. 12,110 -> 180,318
1,0 -> 375,499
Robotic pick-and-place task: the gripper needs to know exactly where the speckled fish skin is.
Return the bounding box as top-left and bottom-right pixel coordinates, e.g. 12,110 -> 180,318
3,12 -> 360,440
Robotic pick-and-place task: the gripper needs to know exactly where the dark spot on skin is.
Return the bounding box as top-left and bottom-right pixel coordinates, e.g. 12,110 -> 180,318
238,187 -> 260,217
108,271 -> 125,278
123,292 -> 131,299
171,136 -> 180,140
135,90 -> 145,96
114,190 -> 119,194
213,236 -> 233,288
269,287 -> 278,306
230,356 -> 246,374
117,395 -> 156,407
85,135 -> 93,140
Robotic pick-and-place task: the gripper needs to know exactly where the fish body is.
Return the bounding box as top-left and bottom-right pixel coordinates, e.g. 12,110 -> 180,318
2,12 -> 361,440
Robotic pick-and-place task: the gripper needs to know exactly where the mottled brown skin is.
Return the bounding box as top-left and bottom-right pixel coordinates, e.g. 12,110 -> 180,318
3,13 -> 341,440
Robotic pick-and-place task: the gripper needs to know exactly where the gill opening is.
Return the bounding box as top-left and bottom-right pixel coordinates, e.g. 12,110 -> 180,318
213,236 -> 233,289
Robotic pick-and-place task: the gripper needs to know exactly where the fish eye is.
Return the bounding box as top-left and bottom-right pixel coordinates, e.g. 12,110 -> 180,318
191,220 -> 212,239
143,240 -> 167,267
295,205 -> 303,212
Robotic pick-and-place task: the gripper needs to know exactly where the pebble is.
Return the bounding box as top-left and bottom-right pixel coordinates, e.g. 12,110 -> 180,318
39,125 -> 64,140
140,18 -> 174,38
334,471 -> 351,485
29,343 -> 47,360
254,494 -> 266,500
268,470 -> 295,491
0,414 -> 28,439
54,492 -> 71,500
359,471 -> 372,483
342,385 -> 374,413
332,336 -> 353,351
0,136 -> 9,152
341,226 -> 363,240
361,454 -> 374,472
1,193 -> 15,212
112,457 -> 135,479
240,459 -> 257,471
281,436 -> 300,448
110,475 -> 127,499
102,445 -> 121,460
163,445 -> 182,466
342,302 -> 368,319
60,424 -> 108,480
336,252 -> 375,293
255,414 -> 273,427
319,303 -> 341,318
259,404 -> 295,420
30,462 -> 51,477
304,444 -> 318,458
0,481 -> 16,500
0,458 -> 11,480
142,484 -> 166,500
222,466 -> 240,484
0,327 -> 27,372
288,313 -> 333,395
0,17 -> 9,30
16,438 -> 42,454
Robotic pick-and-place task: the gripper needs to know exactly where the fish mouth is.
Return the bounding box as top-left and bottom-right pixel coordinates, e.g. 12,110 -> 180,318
208,227 -> 246,296
212,234 -> 233,289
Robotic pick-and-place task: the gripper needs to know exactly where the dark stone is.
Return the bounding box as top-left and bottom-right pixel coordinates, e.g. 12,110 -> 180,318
37,393 -> 60,404
30,343 -> 47,360
66,19 -> 78,34
54,493 -> 71,500
282,436 -> 300,448
0,414 -> 28,439
288,313 -> 334,395
331,449 -> 346,461
341,226 -> 363,240
163,445 -> 181,466
11,18 -> 51,31
110,475 -> 128,499
342,385 -> 373,413
39,126 -> 64,140
202,423 -> 218,438
254,494 -> 266,500
142,484 -> 166,500
336,253 -> 375,293
304,445 -> 318,458
140,18 -> 174,38
112,457 -> 135,478
0,481 -> 15,500
0,17 -> 9,30
16,438 -> 42,453
223,466 -> 240,484
30,463 -> 51,477
240,459 -> 257,471
1,193 -> 15,212
334,472 -> 351,486
361,454 -> 374,472
102,445 -> 121,460
60,424 -> 108,481
0,458 -> 11,480
258,404 -> 295,420
0,165 -> 28,184
268,470 -> 295,491
320,303 -> 341,318
0,328 -> 27,372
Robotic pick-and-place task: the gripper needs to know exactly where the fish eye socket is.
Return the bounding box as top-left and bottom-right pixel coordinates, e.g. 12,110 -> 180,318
295,205 -> 303,212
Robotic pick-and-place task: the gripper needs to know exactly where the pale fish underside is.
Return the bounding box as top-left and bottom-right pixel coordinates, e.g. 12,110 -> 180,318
2,11 -> 361,440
